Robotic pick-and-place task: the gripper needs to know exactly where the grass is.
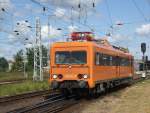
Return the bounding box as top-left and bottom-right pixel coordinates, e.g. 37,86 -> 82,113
111,79 -> 150,113
0,80 -> 49,97
0,72 -> 49,82
0,72 -> 26,82
78,79 -> 150,113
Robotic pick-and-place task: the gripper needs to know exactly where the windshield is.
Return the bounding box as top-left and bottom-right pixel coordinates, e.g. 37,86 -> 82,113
55,51 -> 87,64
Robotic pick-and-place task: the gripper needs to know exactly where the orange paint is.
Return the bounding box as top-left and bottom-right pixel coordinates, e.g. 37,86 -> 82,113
49,41 -> 134,88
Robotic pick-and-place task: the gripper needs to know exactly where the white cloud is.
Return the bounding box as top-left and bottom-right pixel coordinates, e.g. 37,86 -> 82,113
13,11 -> 24,17
24,3 -> 44,14
41,25 -> 62,39
54,8 -> 66,18
0,48 -> 4,54
136,23 -> 150,37
25,43 -> 33,48
0,44 -> 18,60
7,20 -> 34,45
68,25 -> 78,32
15,20 -> 30,33
8,34 -> 18,42
34,0 -> 102,20
108,33 -> 131,42
53,7 -> 84,21
0,0 -> 13,21
48,0 -> 102,9
0,0 -> 12,12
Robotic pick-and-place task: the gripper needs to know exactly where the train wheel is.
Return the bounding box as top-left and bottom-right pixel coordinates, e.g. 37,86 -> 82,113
86,89 -> 93,99
61,89 -> 70,99
94,87 -> 100,98
73,89 -> 82,100
87,88 -> 98,99
127,77 -> 134,86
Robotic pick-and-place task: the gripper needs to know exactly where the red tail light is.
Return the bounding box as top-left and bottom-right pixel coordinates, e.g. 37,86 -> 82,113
58,74 -> 63,79
78,74 -> 83,79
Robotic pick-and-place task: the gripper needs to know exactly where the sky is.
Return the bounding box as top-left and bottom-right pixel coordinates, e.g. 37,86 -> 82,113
0,0 -> 150,60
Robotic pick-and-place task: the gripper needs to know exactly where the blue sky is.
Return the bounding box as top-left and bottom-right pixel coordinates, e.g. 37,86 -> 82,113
0,0 -> 150,60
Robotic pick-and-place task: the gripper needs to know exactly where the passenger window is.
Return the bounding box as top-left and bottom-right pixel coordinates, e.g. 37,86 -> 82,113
110,56 -> 113,66
96,53 -> 100,65
112,56 -> 117,66
120,58 -> 130,66
95,52 -> 131,67
102,54 -> 107,66
131,59 -> 133,66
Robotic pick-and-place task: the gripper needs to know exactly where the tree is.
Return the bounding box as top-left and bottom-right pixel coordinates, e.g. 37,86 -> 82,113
11,45 -> 48,72
26,45 -> 48,71
42,45 -> 48,67
0,57 -> 8,72
26,48 -> 34,71
11,50 -> 24,71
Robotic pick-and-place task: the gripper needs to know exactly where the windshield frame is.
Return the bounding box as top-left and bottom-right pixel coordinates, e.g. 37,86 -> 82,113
55,51 -> 87,65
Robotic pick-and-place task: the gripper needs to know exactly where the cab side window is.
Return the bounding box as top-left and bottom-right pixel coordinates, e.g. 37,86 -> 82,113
96,53 -> 100,65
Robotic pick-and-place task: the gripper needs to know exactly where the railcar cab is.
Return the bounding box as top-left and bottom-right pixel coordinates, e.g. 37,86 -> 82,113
50,32 -> 94,90
50,32 -> 134,97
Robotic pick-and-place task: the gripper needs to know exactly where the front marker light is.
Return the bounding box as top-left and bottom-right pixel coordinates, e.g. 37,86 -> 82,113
53,74 -> 57,79
83,74 -> 88,79
78,74 -> 83,79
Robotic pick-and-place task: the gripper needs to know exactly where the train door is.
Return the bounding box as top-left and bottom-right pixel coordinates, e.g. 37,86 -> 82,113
116,56 -> 120,78
131,58 -> 134,74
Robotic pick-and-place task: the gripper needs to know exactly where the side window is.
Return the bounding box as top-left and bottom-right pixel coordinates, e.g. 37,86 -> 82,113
120,58 -> 130,66
112,56 -> 117,66
120,58 -> 123,66
116,56 -> 120,66
127,58 -> 130,66
96,53 -> 100,65
102,54 -> 107,66
99,53 -> 103,65
95,53 -> 120,66
110,56 -> 113,66
121,58 -> 125,66
106,55 -> 110,65
131,58 -> 133,66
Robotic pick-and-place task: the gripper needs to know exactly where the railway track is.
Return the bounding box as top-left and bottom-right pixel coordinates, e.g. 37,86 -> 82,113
0,79 -> 26,86
4,74 -> 149,113
8,93 -> 78,113
11,76 -> 146,113
0,90 -> 53,104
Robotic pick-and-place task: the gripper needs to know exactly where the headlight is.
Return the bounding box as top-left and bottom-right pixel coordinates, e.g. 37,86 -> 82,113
83,74 -> 88,79
81,33 -> 85,37
52,74 -> 57,79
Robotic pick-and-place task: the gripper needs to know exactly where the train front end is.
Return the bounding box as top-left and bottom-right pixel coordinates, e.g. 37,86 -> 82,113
49,41 -> 93,91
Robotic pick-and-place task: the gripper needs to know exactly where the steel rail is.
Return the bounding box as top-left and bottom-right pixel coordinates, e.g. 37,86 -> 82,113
0,90 -> 54,104
0,79 -> 26,86
8,94 -> 65,113
8,94 -> 77,113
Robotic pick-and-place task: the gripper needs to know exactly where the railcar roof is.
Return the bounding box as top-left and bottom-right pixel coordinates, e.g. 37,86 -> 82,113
51,41 -> 133,57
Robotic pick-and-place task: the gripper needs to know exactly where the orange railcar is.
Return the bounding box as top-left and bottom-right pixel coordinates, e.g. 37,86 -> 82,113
49,40 -> 134,93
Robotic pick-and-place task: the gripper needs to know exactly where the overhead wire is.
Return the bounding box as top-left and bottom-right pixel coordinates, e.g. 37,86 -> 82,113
84,4 -> 88,24
70,6 -> 74,27
2,0 -> 149,41
30,0 -> 95,32
78,0 -> 81,23
146,0 -> 150,7
105,0 -> 113,26
131,0 -> 149,22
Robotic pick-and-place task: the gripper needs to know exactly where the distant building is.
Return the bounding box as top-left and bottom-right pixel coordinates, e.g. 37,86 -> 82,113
8,60 -> 14,72
134,59 -> 143,71
134,59 -> 150,71
139,60 -> 150,71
